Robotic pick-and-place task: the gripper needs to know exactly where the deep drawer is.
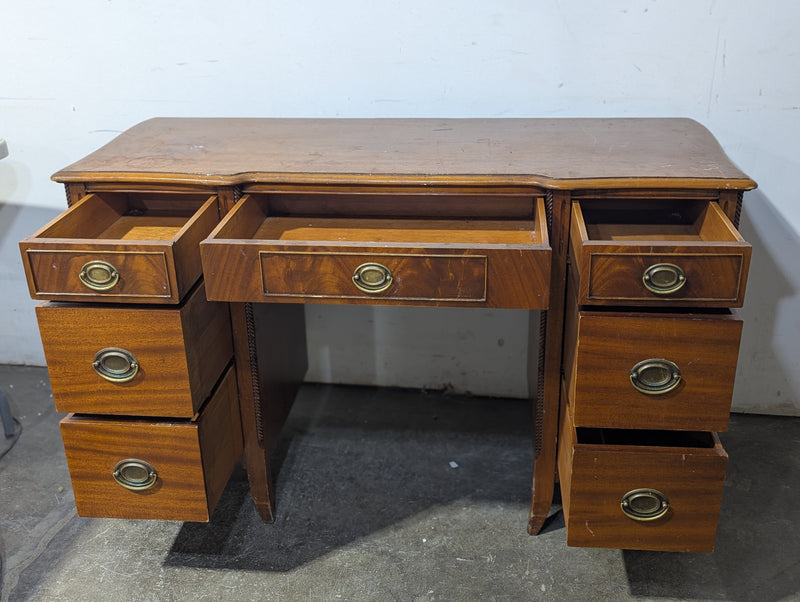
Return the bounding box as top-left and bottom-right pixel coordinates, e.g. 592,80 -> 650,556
20,192 -> 220,304
37,282 -> 232,418
570,199 -> 751,307
563,295 -> 743,432
60,367 -> 241,522
200,194 -> 551,309
558,397 -> 728,553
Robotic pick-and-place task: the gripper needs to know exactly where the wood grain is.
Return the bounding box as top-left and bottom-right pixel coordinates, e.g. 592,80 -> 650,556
558,396 -> 727,553
571,200 -> 751,307
60,367 -> 242,522
37,282 -> 232,417
20,192 -> 221,304
52,118 -> 757,191
563,299 -> 743,432
201,195 -> 550,308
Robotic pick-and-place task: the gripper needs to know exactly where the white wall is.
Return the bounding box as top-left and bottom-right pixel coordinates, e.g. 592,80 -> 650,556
2,1 -> 798,414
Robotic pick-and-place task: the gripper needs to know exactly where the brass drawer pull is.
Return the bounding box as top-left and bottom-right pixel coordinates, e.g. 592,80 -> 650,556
93,348 -> 139,383
113,459 -> 158,491
621,488 -> 670,521
630,358 -> 681,395
352,262 -> 393,293
642,263 -> 686,295
79,260 -> 120,291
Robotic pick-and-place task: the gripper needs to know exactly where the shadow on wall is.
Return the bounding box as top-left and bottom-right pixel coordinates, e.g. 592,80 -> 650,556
734,190 -> 800,416
0,202 -> 61,365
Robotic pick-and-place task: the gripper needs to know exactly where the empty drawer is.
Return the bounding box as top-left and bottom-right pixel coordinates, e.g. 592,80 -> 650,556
570,199 -> 751,307
200,194 -> 551,309
20,192 -> 220,304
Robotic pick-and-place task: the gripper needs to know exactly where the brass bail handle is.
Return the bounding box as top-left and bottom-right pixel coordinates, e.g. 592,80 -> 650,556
642,263 -> 686,295
353,262 -> 393,294
630,358 -> 681,395
621,488 -> 670,521
93,348 -> 139,383
113,459 -> 158,491
79,260 -> 120,291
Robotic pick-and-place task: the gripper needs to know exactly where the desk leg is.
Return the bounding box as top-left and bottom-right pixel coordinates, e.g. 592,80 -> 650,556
528,191 -> 569,535
230,302 -> 308,522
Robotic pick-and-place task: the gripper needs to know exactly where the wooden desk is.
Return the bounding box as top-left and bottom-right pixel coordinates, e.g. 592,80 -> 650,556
20,118 -> 754,551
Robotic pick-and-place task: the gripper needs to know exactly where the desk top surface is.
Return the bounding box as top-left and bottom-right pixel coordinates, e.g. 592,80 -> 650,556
53,118 -> 755,190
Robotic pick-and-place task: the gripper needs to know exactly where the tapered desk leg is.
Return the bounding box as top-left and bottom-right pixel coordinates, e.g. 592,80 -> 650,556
528,191 -> 570,535
230,302 -> 308,522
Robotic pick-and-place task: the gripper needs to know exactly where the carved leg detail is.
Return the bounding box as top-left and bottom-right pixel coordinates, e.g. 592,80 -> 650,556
229,302 -> 308,523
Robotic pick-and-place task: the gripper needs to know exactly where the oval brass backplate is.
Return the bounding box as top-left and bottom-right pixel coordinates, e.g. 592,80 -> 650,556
352,262 -> 393,294
630,358 -> 681,395
621,488 -> 670,521
79,260 -> 120,291
113,459 -> 158,491
93,348 -> 139,383
642,263 -> 686,295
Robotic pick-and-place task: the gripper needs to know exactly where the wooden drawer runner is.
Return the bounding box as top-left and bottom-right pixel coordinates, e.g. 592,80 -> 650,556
200,194 -> 551,308
37,282 -> 232,418
563,297 -> 743,432
60,367 -> 242,522
20,192 -> 220,304
558,397 -> 728,553
570,199 -> 751,307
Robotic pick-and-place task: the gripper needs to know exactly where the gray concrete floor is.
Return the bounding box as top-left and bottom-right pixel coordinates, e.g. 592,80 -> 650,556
1,364 -> 799,601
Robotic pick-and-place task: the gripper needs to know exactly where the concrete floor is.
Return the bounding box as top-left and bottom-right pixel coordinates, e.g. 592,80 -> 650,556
1,364 -> 799,601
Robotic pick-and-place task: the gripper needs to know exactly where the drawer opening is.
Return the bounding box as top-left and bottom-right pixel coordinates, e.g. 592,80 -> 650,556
35,192 -> 216,242
243,192 -> 542,219
576,426 -> 717,449
213,194 -> 546,247
578,199 -> 740,243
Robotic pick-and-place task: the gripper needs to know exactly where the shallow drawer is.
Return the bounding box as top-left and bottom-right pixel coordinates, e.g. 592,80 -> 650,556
200,194 -> 551,309
60,367 -> 241,521
20,192 -> 220,304
558,398 -> 727,552
37,282 -> 232,418
570,199 -> 751,307
563,299 -> 743,432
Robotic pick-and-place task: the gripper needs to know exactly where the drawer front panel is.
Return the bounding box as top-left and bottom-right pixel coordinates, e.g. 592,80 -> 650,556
558,400 -> 728,553
60,368 -> 241,522
203,242 -> 550,308
24,249 -> 173,302
585,252 -> 747,305
260,251 -> 487,302
565,308 -> 743,431
37,282 -> 233,417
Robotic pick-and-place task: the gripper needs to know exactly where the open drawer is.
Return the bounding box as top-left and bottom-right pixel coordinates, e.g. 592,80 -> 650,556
570,199 -> 751,307
20,192 -> 220,304
557,395 -> 728,552
200,194 -> 551,309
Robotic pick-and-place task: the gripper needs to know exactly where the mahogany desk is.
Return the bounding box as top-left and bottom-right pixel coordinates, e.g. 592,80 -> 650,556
20,118 -> 754,552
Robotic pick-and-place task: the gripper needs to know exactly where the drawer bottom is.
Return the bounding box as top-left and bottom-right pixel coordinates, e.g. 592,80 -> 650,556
60,366 -> 242,521
558,394 -> 728,552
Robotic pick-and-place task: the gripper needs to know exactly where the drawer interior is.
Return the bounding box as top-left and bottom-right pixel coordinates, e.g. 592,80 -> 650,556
576,426 -> 718,449
214,193 -> 546,246
577,199 -> 741,243
35,192 -> 216,241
